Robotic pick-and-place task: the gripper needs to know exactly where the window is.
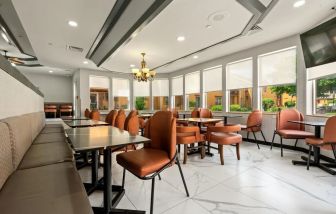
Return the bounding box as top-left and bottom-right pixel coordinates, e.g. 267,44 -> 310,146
89,76 -> 109,110
314,76 -> 336,115
133,81 -> 150,110
227,58 -> 253,112
152,79 -> 169,110
185,71 -> 200,110
113,78 -> 130,109
172,76 -> 184,110
259,47 -> 297,112
203,66 -> 223,111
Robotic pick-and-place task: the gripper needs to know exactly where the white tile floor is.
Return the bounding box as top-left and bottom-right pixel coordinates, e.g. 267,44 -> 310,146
77,143 -> 336,214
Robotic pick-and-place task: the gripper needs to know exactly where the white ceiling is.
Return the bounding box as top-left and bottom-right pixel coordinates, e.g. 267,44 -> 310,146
10,0 -> 116,75
102,0 -> 336,73
2,0 -> 336,75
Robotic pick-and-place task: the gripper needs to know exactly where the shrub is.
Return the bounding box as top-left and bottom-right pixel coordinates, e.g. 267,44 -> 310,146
230,104 -> 241,112
211,105 -> 222,111
135,97 -> 145,110
189,100 -> 196,108
284,101 -> 296,108
262,98 -> 275,111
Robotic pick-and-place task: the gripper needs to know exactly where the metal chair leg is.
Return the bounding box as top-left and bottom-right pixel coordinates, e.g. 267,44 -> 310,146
150,178 -> 155,214
271,131 -> 276,150
246,131 -> 250,142
307,145 -> 312,170
176,156 -> 189,197
158,173 -> 162,180
252,132 -> 260,149
294,139 -> 298,148
332,144 -> 336,161
122,168 -> 126,188
260,130 -> 267,144
183,144 -> 187,164
280,137 -> 283,157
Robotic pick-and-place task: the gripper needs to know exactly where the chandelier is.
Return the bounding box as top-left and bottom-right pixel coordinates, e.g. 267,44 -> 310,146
132,53 -> 156,82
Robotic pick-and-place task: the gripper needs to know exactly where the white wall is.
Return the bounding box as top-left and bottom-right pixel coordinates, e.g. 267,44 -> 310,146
0,68 -> 44,119
23,73 -> 73,103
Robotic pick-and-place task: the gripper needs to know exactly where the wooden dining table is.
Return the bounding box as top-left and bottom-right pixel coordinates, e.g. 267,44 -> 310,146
66,126 -> 150,214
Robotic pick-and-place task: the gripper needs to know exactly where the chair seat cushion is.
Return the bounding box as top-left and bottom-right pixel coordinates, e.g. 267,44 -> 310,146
177,134 -> 206,144
117,148 -> 171,177
306,138 -> 333,150
0,162 -> 93,214
210,132 -> 242,145
19,142 -> 73,169
34,133 -> 66,144
277,130 -> 314,139
41,127 -> 64,134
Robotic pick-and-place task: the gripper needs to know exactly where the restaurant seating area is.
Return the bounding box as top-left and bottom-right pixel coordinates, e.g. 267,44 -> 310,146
2,0 -> 336,213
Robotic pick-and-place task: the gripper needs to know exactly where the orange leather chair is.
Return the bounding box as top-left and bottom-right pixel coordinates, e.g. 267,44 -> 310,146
115,109 -> 126,129
116,111 -> 189,214
105,110 -> 114,124
60,105 -> 72,117
241,110 -> 267,149
199,108 -> 213,118
306,116 -> 336,171
177,126 -> 206,164
207,125 -> 242,165
89,109 -> 100,121
191,108 -> 200,118
84,108 -> 90,118
271,109 -> 314,157
44,105 -> 57,118
124,110 -> 139,135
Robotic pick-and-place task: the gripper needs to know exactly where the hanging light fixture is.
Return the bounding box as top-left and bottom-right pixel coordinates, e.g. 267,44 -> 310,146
132,53 -> 156,82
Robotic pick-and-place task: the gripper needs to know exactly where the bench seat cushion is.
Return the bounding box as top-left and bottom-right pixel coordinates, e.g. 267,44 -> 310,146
0,162 -> 93,214
45,124 -> 64,128
34,132 -> 66,144
41,126 -> 64,134
18,142 -> 73,169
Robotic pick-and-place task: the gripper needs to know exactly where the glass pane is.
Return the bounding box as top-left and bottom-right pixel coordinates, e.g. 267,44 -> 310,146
114,96 -> 129,109
315,76 -> 336,115
135,97 -> 150,110
174,96 -> 184,110
187,93 -> 200,110
229,88 -> 252,112
153,96 -> 168,110
261,84 -> 297,112
205,91 -> 223,111
90,89 -> 108,110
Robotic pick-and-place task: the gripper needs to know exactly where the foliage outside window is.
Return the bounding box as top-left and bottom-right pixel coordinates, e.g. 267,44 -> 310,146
205,91 -> 223,111
114,97 -> 129,109
135,97 -> 150,110
173,95 -> 184,110
153,96 -> 168,110
229,88 -> 252,112
261,84 -> 297,112
187,94 -> 201,110
315,76 -> 336,116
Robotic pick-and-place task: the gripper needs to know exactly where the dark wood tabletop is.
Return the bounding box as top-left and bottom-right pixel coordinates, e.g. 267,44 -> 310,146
288,120 -> 326,127
66,126 -> 150,152
177,118 -> 223,124
65,120 -> 108,128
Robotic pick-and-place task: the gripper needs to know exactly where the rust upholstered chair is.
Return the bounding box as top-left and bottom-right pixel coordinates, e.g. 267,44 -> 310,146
199,108 -> 213,118
89,109 -> 100,121
191,108 -> 200,118
271,109 -> 314,157
241,110 -> 267,149
115,109 -> 126,129
116,111 -> 189,214
306,116 -> 336,171
59,105 -> 72,117
105,110 -> 114,124
44,105 -> 57,118
177,126 -> 206,164
207,125 -> 242,165
84,108 -> 90,118
124,110 -> 139,135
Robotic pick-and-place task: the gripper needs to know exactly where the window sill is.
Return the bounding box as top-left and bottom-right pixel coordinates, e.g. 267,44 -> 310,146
306,114 -> 333,118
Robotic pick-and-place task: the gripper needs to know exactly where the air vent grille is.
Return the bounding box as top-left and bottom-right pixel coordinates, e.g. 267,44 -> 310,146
67,45 -> 83,53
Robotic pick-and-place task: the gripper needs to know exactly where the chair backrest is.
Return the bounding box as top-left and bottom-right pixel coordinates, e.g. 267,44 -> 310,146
144,111 -> 176,160
168,108 -> 179,118
124,110 -> 139,135
90,110 -> 100,121
61,105 -> 72,109
115,109 -> 126,129
45,105 -> 56,109
0,122 -> 14,190
191,108 -> 200,118
105,110 -> 114,124
276,109 -> 304,131
323,116 -> 336,144
199,108 -> 213,118
84,108 -> 90,118
247,110 -> 263,131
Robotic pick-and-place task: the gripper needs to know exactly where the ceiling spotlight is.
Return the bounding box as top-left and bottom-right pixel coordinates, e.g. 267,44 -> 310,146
1,32 -> 9,43
177,36 -> 185,42
293,0 -> 305,8
68,20 -> 78,27
193,55 -> 199,59
83,61 -> 88,64
11,62 -> 16,67
205,24 -> 212,29
130,64 -> 135,68
49,70 -> 53,73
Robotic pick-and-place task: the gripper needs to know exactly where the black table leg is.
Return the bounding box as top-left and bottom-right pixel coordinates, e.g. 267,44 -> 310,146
103,147 -> 112,213
224,117 -> 227,125
83,150 -> 99,195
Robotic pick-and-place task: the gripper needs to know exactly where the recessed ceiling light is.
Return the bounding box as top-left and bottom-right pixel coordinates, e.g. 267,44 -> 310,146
193,55 -> 199,59
68,20 -> 78,27
205,24 -> 212,29
49,70 -> 53,73
83,61 -> 88,64
130,64 -> 135,68
177,36 -> 185,42
293,0 -> 305,8
11,62 -> 16,67
1,32 -> 9,43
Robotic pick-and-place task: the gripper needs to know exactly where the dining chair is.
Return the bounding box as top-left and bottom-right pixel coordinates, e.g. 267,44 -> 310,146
241,110 -> 267,149
177,126 -> 206,164
306,116 -> 336,170
191,108 -> 200,118
59,105 -> 72,117
271,109 -> 314,157
84,108 -> 90,118
44,105 -> 57,118
105,110 -> 113,124
115,109 -> 126,129
124,110 -> 139,135
105,110 -> 118,125
89,109 -> 100,121
116,111 -> 189,214
207,125 -> 242,165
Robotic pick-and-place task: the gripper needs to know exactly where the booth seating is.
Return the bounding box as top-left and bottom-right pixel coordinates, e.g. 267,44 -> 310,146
0,112 -> 92,214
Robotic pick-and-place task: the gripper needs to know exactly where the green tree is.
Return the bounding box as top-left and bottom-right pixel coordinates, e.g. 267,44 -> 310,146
270,85 -> 296,106
135,97 -> 145,110
316,78 -> 336,106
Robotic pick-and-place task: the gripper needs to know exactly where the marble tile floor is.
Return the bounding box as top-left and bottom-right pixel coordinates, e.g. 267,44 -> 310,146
77,143 -> 336,214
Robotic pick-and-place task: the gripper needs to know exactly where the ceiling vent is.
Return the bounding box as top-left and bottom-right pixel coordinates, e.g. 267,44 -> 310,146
67,45 -> 83,53
246,25 -> 263,36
